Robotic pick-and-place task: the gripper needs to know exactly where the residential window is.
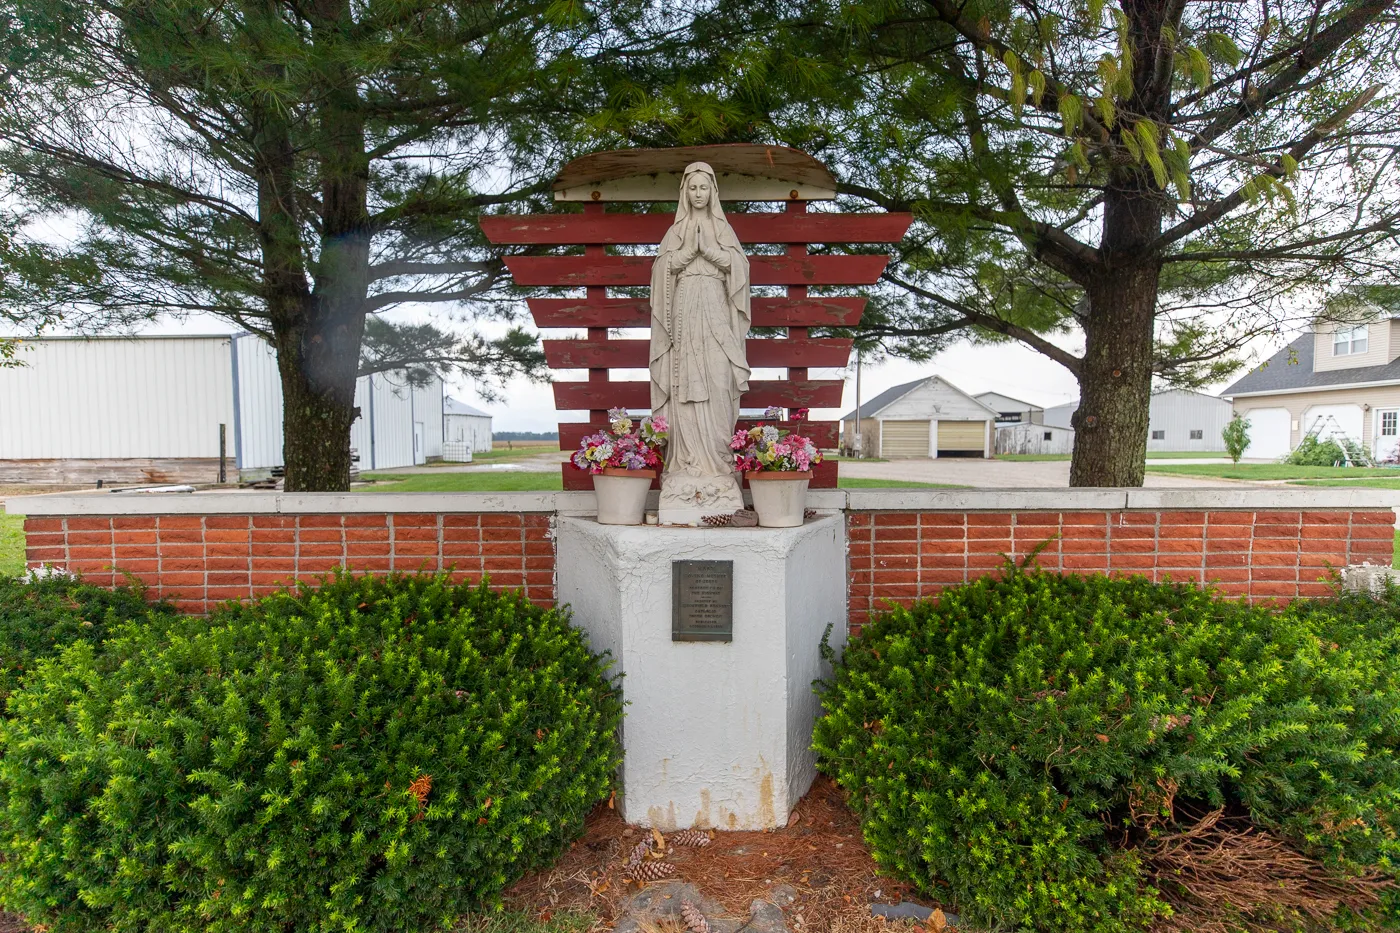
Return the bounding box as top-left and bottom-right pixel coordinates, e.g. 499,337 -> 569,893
1382,411 -> 1398,437
1043,431 -> 1053,441
1189,429 -> 1203,440
1151,430 -> 1166,440
1333,324 -> 1369,356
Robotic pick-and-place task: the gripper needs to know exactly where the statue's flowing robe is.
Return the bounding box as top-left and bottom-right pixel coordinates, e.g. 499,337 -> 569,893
649,216 -> 751,482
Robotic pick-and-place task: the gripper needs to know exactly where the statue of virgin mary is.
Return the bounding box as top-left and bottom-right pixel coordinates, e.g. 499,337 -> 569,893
649,162 -> 751,523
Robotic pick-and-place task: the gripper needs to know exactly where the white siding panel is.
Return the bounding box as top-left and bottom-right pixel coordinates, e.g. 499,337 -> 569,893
1146,390 -> 1232,451
0,337 -> 234,458
232,334 -> 284,469
411,381 -> 444,459
350,379 -> 373,469
370,375 -> 415,469
444,414 -> 493,452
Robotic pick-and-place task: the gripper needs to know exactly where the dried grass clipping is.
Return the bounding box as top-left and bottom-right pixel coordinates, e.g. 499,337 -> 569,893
1144,808 -> 1394,933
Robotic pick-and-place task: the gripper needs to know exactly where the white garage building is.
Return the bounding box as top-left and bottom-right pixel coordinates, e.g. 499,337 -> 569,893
443,397 -> 493,460
841,375 -> 996,458
0,334 -> 443,483
1222,319 -> 1400,461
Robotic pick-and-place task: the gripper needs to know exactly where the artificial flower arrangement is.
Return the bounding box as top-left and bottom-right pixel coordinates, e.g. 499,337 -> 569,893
571,408 -> 668,474
731,406 -> 824,474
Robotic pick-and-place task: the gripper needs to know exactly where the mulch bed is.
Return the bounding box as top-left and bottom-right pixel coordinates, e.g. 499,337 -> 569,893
503,777 -> 941,932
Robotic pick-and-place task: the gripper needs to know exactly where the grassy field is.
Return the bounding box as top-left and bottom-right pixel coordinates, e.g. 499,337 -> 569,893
999,451 -> 1231,462
1146,464 -> 1400,481
0,512 -> 22,577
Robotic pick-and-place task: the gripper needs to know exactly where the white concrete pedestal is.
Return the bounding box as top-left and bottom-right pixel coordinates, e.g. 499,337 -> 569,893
556,514 -> 847,829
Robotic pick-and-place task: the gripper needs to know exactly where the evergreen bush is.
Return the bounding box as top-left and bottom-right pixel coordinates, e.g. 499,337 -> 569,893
0,572 -> 622,933
813,569 -> 1400,933
0,574 -> 175,705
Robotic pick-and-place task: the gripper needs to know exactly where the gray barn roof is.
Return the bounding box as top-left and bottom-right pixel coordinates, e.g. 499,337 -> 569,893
444,397 -> 492,418
1222,333 -> 1400,396
840,377 -> 926,421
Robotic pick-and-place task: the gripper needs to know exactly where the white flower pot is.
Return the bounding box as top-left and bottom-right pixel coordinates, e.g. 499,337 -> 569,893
594,469 -> 655,525
746,471 -> 812,528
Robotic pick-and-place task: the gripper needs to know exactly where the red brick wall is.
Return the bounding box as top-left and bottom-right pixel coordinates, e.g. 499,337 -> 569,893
25,507 -> 1397,624
23,512 -> 555,614
846,509 -> 1397,633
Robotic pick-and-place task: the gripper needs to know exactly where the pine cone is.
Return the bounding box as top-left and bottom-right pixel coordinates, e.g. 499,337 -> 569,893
624,836 -> 653,870
629,860 -> 677,882
668,828 -> 712,848
681,901 -> 712,933
700,513 -> 733,527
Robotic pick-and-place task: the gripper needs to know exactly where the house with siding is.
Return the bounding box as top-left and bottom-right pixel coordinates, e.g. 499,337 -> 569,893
1221,320 -> 1400,461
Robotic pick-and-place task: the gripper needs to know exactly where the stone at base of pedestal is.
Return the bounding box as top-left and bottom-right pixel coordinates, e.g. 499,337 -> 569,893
657,470 -> 744,525
556,515 -> 847,830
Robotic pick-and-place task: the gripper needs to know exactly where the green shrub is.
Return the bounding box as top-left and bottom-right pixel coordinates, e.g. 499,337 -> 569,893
813,569 -> 1400,933
0,572 -> 623,933
1222,412 -> 1250,462
0,574 -> 176,705
1286,433 -> 1368,466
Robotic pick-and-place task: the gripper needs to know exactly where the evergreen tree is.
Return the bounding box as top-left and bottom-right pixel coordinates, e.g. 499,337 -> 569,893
603,0 -> 1400,485
0,0 -> 640,489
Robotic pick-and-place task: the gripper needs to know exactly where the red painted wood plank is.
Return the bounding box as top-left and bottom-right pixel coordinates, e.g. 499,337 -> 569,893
552,380 -> 844,411
558,420 -> 839,451
505,255 -> 887,287
543,338 -> 853,370
529,296 -> 866,328
482,212 -> 913,245
560,457 -> 838,491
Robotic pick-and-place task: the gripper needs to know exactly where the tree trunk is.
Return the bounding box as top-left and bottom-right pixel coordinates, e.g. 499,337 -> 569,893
1069,264 -> 1160,486
275,317 -> 361,491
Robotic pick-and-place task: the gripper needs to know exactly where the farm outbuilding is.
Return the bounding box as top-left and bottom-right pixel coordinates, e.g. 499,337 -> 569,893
975,391 -> 1044,425
0,334 -> 442,483
1040,389 -> 1231,452
996,422 -> 1075,455
443,397 -> 493,461
841,375 -> 997,458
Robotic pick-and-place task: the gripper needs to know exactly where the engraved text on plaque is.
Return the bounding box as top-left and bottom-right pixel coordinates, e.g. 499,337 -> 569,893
672,560 -> 734,642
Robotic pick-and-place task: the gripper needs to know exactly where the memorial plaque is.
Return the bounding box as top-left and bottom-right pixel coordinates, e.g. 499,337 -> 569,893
672,560 -> 734,642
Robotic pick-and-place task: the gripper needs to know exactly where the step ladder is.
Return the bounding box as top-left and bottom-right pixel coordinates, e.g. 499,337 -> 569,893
1303,415 -> 1375,467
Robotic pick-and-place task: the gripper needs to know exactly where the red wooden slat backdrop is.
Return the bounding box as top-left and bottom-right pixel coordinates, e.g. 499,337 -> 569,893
482,197 -> 910,493
552,380 -> 845,411
543,338 -> 854,369
481,212 -> 913,245
503,254 -> 888,287
528,296 -> 866,328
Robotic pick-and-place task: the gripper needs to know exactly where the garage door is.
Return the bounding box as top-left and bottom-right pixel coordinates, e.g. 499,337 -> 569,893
937,420 -> 986,453
881,420 -> 930,458
1302,404 -> 1364,445
1242,407 -> 1291,459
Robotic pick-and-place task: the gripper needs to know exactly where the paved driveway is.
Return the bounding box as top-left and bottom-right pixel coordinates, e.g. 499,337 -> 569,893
841,458 -> 1232,488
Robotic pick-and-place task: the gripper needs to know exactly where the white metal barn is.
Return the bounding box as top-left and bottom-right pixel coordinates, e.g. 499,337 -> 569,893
974,391 -> 1045,425
1038,389 -> 1231,452
995,422 -> 1075,455
0,334 -> 442,483
840,375 -> 997,458
442,397 -> 493,460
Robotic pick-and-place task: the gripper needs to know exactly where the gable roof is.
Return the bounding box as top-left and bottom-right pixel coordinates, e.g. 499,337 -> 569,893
841,375 -> 999,421
974,391 -> 1040,409
1222,332 -> 1400,397
444,397 -> 491,418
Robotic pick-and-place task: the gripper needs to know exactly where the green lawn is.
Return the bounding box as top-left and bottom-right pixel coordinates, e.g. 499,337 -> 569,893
1289,478 -> 1400,489
439,443 -> 557,465
0,512 -> 22,577
1147,464 -> 1400,481
999,451 -> 1230,462
360,472 -> 563,492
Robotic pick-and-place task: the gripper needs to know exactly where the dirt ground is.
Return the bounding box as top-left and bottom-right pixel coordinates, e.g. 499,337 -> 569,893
503,777 -> 938,933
